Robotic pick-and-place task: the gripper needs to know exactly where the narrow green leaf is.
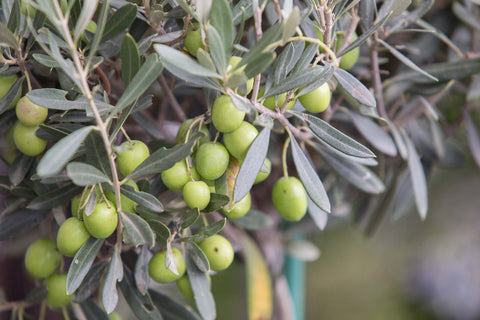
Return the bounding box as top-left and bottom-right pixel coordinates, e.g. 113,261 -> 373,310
110,53 -> 163,117
7,0 -> 20,35
282,6 -> 300,44
85,0 -> 109,69
307,197 -> 328,230
28,185 -> 82,210
233,128 -> 271,203
101,3 -> 137,43
9,154 -> 35,186
185,242 -> 216,320
150,290 -> 201,320
315,145 -> 386,194
0,210 -> 49,240
359,0 -> 375,30
273,42 -> 303,85
127,133 -> 201,178
244,51 -> 276,79
379,39 -> 437,82
120,33 -> 141,87
266,65 -> 333,98
291,43 -> 319,75
402,131 -> 428,219
135,246 -> 151,295
209,0 -> 233,61
0,21 -> 18,49
80,299 -> 111,320
378,0 -> 411,20
119,185 -> 163,213
196,0 -> 212,23
85,131 -> 112,179
187,242 -> 210,272
289,135 -> 331,213
27,89 -> 113,113
73,262 -> 108,303
207,26 -> 227,74
120,211 -> 155,248
102,245 -> 123,314
178,219 -> 226,242
349,111 -> 397,156
37,126 -> 94,177
67,238 -> 104,295
145,218 -> 170,248
154,44 -> 221,79
240,24 -> 283,69
181,209 -> 200,229
230,209 -> 273,230
291,111 -> 375,158
67,162 -> 111,186
334,68 -> 376,108
74,0 -> 98,43
119,267 -> 163,320
203,193 -> 230,213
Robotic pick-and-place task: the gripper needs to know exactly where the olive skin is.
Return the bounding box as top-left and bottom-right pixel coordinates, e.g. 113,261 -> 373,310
16,96 -> 48,126
13,122 -> 47,156
24,238 -> 61,279
211,95 -> 245,133
56,217 -> 91,257
176,119 -> 210,145
272,177 -> 308,221
116,140 -> 150,177
176,275 -> 194,300
46,273 -> 72,307
149,247 -> 186,283
197,235 -> 234,271
194,142 -> 230,180
337,33 -> 359,70
299,82 -> 331,113
223,122 -> 258,160
229,56 -> 254,94
184,24 -> 202,57
161,160 -> 200,192
0,74 -> 21,109
83,201 -> 118,239
183,181 -> 211,210
223,192 -> 251,219
259,87 -> 296,110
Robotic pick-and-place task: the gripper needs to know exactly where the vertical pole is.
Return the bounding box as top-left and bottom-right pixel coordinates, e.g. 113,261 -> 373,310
284,234 -> 305,320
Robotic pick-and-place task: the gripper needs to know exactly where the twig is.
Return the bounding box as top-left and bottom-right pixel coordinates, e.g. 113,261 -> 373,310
158,74 -> 187,121
369,38 -> 388,119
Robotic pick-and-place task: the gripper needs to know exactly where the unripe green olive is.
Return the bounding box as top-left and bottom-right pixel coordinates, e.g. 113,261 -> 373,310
56,217 -> 91,257
176,119 -> 210,144
13,122 -> 47,156
194,142 -> 229,180
299,82 -> 331,113
24,238 -> 61,279
46,273 -> 72,307
272,177 -> 307,221
223,192 -> 251,219
116,140 -> 150,177
259,87 -> 296,110
16,96 -> 48,126
211,95 -> 245,133
0,74 -> 21,109
161,160 -> 200,192
149,247 -> 186,283
184,24 -> 202,57
108,312 -> 122,320
105,179 -> 139,212
336,33 -> 359,70
223,121 -> 258,160
83,201 -> 118,239
183,181 -> 210,210
203,178 -> 216,193
176,275 -> 194,300
197,235 -> 234,271
71,194 -> 82,219
254,158 -> 271,184
229,56 -> 254,94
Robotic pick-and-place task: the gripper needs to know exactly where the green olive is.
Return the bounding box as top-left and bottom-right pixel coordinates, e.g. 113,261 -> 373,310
24,238 -> 61,279
0,74 -> 21,109
184,24 -> 203,57
83,201 -> 118,239
194,142 -> 230,180
176,119 -> 210,145
116,140 -> 150,177
161,160 -> 200,192
211,95 -> 245,133
298,82 -> 331,113
56,217 -> 91,257
46,273 -> 72,307
228,56 -> 254,94
16,96 -> 48,126
13,122 -> 47,156
223,192 -> 251,219
336,33 -> 359,70
254,158 -> 271,184
105,179 -> 139,212
259,87 -> 296,110
272,177 -> 307,221
183,181 -> 210,210
197,235 -> 234,271
149,247 -> 186,283
223,121 -> 258,160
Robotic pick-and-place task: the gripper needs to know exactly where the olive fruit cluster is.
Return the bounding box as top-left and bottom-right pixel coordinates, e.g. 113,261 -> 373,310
23,239 -> 72,307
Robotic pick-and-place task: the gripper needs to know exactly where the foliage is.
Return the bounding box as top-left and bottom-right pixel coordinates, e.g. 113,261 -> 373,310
0,0 -> 479,319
